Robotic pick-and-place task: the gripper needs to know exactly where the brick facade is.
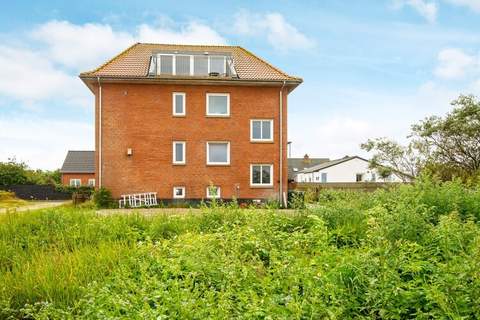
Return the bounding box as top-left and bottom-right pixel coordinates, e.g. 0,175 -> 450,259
61,173 -> 95,186
93,82 -> 290,200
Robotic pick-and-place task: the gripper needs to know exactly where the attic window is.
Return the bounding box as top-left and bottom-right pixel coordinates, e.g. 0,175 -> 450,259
148,52 -> 236,77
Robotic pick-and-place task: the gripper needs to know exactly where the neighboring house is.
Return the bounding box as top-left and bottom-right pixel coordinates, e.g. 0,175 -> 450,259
296,156 -> 408,183
60,151 -> 95,187
79,43 -> 302,201
288,154 -> 329,182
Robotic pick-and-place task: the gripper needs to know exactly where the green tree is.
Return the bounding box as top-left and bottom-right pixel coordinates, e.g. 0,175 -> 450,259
362,94 -> 480,181
411,94 -> 480,176
360,138 -> 422,181
0,158 -> 29,185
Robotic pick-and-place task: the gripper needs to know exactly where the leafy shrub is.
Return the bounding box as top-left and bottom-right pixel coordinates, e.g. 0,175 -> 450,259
93,187 -> 114,208
1,176 -> 480,318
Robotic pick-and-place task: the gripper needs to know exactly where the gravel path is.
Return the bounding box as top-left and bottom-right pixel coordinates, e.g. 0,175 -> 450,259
0,201 -> 70,214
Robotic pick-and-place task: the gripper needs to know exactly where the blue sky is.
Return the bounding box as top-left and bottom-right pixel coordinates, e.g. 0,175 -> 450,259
1,0 -> 480,169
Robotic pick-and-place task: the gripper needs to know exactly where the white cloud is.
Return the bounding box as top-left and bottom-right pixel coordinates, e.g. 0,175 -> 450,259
31,20 -> 134,71
444,0 -> 480,12
31,20 -> 226,72
393,0 -> 438,23
0,45 -> 90,107
137,21 -> 226,45
234,11 -> 314,52
434,48 -> 479,79
0,116 -> 94,170
0,19 -> 226,108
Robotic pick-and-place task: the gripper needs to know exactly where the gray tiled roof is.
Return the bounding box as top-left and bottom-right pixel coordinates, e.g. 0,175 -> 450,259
288,157 -> 330,180
300,156 -> 368,173
60,151 -> 95,173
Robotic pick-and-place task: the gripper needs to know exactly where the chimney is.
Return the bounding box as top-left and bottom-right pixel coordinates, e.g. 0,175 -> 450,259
303,154 -> 311,164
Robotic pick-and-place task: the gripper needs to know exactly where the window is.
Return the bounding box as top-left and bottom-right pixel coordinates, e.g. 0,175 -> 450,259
356,173 -> 363,182
194,55 -> 208,75
159,55 -> 173,75
88,179 -> 95,187
70,179 -> 81,187
371,173 -> 376,182
173,141 -> 186,164
173,187 -> 185,199
321,172 -> 327,183
251,119 -> 273,142
251,164 -> 273,187
173,92 -> 186,116
206,186 -> 221,199
209,56 -> 226,74
175,55 -> 190,75
207,142 -> 230,165
150,53 -> 235,77
206,93 -> 230,116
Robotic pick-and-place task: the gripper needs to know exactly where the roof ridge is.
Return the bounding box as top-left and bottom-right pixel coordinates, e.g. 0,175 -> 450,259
80,42 -> 140,76
139,42 -> 240,48
237,46 -> 301,81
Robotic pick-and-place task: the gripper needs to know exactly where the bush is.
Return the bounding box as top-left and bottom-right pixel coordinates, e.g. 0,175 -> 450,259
93,187 -> 114,208
1,176 -> 480,318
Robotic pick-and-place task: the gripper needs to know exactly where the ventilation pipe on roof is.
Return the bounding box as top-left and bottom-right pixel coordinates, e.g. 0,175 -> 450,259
97,76 -> 102,188
279,81 -> 286,207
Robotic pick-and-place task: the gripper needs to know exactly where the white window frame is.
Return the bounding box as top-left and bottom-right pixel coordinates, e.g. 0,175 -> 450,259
174,55 -> 191,76
155,54 -> 230,76
88,179 -> 95,187
208,55 -> 227,74
250,119 -> 274,142
157,54 -> 175,75
70,178 -> 81,187
206,93 -> 230,117
172,92 -> 186,116
250,164 -> 274,187
206,186 -> 221,199
173,186 -> 186,199
206,141 -> 230,165
172,141 -> 186,165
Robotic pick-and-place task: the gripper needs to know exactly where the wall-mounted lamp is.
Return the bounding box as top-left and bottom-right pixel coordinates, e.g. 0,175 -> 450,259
127,148 -> 133,156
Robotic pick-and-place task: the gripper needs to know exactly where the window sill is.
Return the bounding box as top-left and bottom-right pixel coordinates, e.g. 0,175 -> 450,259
250,140 -> 274,144
172,163 -> 186,166
206,115 -> 230,118
250,185 -> 274,189
206,163 -> 230,166
173,115 -> 186,118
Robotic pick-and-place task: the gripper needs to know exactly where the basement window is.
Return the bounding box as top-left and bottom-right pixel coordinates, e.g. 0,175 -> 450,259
206,186 -> 221,199
173,186 -> 185,199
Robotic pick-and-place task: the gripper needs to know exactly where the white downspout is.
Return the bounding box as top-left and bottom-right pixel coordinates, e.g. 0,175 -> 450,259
97,77 -> 102,188
279,81 -> 286,207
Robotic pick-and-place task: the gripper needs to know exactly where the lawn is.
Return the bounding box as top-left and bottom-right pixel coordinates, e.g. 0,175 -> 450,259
1,177 -> 480,318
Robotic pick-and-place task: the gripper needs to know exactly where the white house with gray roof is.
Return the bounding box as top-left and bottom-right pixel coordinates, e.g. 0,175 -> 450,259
295,156 -> 407,183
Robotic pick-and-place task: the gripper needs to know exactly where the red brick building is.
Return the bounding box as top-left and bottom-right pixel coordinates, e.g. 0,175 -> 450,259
79,44 -> 301,204
60,151 -> 95,186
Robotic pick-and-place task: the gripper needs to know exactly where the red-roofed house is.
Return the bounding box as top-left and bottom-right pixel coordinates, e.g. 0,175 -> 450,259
79,43 -> 302,204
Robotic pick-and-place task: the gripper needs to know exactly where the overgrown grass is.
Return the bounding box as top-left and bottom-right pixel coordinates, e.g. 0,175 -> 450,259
1,177 -> 480,318
0,191 -> 27,209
